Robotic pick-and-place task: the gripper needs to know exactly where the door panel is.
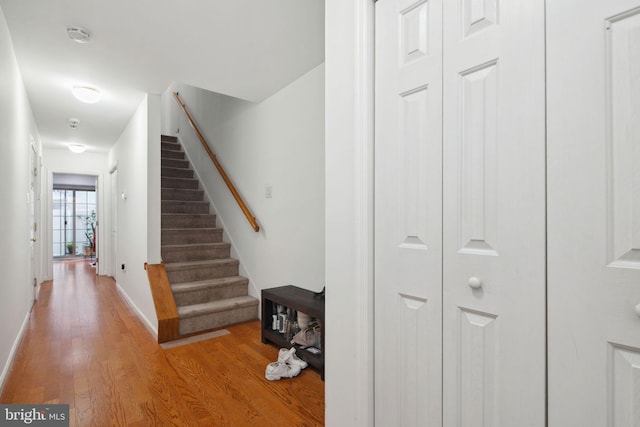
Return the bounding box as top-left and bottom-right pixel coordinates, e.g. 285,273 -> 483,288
442,0 -> 546,425
548,0 -> 640,425
374,0 -> 443,424
375,0 -> 545,425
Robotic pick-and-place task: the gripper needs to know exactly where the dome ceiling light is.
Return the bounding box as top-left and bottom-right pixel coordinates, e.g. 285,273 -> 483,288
68,144 -> 86,154
72,85 -> 101,103
66,26 -> 90,44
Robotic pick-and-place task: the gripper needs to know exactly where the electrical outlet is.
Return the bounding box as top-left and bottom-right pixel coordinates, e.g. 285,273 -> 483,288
265,185 -> 272,198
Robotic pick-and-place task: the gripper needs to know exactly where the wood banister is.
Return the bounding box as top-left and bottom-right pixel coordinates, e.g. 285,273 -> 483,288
173,92 -> 260,232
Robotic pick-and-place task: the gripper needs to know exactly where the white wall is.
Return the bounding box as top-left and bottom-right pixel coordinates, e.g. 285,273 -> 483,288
0,6 -> 42,391
108,94 -> 162,335
325,0 -> 375,425
161,64 -> 325,299
42,149 -> 110,279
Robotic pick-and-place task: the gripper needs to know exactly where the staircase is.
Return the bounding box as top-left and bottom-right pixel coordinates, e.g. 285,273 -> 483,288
160,135 -> 258,336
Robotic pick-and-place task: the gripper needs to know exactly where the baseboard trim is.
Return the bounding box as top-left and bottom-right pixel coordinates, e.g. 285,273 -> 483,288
0,310 -> 31,396
115,282 -> 159,339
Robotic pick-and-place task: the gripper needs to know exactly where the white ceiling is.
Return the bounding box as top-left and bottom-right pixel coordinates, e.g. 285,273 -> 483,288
0,0 -> 324,153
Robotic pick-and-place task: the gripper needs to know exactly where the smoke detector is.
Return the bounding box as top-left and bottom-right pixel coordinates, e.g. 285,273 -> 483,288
66,26 -> 90,44
68,118 -> 80,129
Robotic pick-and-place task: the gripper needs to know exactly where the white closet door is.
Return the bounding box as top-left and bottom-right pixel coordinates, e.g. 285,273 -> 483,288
548,0 -> 640,425
441,1 -> 546,426
374,0 -> 443,425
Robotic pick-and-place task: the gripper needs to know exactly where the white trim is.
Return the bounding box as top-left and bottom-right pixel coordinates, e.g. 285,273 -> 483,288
325,0 -> 376,424
353,0 -> 375,424
0,311 -> 30,395
116,282 -> 158,338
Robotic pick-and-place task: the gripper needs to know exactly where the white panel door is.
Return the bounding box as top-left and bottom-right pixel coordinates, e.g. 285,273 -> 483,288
374,0 -> 443,425
547,0 -> 640,425
441,0 -> 546,425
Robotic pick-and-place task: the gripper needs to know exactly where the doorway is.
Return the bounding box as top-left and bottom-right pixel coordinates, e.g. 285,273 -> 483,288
52,173 -> 97,261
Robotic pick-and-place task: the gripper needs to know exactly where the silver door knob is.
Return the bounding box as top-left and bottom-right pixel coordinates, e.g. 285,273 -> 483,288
635,304 -> 640,317
468,277 -> 482,289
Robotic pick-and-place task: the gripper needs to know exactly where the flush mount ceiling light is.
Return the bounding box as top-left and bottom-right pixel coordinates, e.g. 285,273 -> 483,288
66,26 -> 90,43
68,118 -> 80,129
72,85 -> 101,103
68,144 -> 86,154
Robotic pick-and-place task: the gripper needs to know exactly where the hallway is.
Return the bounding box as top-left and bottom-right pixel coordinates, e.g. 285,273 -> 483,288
0,260 -> 324,426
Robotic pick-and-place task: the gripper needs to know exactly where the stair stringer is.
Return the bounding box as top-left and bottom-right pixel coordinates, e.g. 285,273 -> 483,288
174,135 -> 261,318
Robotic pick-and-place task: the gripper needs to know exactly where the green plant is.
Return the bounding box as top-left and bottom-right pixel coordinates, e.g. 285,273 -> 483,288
77,210 -> 97,250
66,242 -> 74,254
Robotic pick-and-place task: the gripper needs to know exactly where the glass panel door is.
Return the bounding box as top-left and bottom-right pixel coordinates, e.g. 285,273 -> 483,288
52,189 -> 96,257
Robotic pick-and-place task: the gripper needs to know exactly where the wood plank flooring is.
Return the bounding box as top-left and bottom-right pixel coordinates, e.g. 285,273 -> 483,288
0,260 -> 324,426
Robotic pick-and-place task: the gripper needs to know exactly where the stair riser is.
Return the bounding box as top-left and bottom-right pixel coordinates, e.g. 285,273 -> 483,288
162,229 -> 222,245
167,262 -> 239,283
161,135 -> 178,143
161,177 -> 199,190
162,245 -> 230,263
173,282 -> 248,307
161,150 -> 185,160
162,158 -> 190,169
162,201 -> 209,214
161,215 -> 216,229
162,188 -> 204,201
162,167 -> 194,179
178,305 -> 258,335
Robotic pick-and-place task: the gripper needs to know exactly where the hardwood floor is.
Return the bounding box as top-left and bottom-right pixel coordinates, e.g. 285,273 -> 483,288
0,260 -> 324,426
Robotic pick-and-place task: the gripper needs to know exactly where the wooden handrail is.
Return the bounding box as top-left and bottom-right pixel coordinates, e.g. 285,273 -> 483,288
173,92 -> 260,232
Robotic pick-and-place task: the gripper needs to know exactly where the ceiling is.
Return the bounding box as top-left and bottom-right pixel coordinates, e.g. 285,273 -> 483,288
0,0 -> 325,153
